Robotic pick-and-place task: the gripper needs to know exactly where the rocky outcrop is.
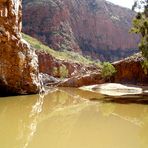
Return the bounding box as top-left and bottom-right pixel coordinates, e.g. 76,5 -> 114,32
0,0 -> 39,95
36,51 -> 104,87
112,53 -> 148,85
23,0 -> 139,61
81,83 -> 144,96
57,52 -> 148,87
37,51 -> 99,78
59,72 -> 105,87
59,53 -> 148,87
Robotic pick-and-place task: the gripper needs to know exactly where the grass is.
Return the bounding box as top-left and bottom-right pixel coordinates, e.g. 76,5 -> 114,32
22,33 -> 100,66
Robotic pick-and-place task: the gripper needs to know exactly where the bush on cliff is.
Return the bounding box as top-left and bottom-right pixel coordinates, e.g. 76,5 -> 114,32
59,65 -> 69,78
53,65 -> 69,78
101,62 -> 116,79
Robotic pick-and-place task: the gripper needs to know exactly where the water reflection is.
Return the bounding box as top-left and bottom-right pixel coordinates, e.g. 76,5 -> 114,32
0,88 -> 148,148
23,93 -> 45,148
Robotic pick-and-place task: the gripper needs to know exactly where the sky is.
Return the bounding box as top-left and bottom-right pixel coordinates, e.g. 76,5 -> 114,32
107,0 -> 135,9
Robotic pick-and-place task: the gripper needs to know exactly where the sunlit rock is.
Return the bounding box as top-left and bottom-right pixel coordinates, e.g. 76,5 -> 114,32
80,83 -> 144,96
0,0 -> 39,95
112,53 -> 148,85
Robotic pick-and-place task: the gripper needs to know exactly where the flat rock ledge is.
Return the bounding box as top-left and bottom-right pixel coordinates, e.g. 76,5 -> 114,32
80,83 -> 147,96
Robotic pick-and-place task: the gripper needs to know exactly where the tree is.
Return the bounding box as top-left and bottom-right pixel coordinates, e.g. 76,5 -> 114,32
131,0 -> 148,60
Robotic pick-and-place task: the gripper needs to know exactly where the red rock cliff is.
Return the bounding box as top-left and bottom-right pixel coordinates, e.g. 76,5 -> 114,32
0,0 -> 39,95
22,0 -> 139,61
112,53 -> 148,85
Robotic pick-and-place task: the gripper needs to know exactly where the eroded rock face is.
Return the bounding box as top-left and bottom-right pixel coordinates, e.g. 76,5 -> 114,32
112,53 -> 148,85
0,0 -> 39,95
23,0 -> 139,61
59,72 -> 105,87
36,51 -> 104,87
37,51 -> 99,78
22,0 -> 81,54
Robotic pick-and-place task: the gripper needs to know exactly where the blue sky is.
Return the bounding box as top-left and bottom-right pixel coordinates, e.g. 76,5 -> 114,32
107,0 -> 135,9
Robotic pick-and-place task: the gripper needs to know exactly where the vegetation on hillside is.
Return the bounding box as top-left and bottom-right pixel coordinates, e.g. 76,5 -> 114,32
23,33 -> 117,78
22,33 -> 98,66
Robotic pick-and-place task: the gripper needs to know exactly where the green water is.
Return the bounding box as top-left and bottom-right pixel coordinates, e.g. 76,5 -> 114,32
0,88 -> 148,148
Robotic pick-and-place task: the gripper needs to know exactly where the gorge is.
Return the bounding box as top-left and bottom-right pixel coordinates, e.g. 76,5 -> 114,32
0,1 -> 148,148
0,0 -> 147,94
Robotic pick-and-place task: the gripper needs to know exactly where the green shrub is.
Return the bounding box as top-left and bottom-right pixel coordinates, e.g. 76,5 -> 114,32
52,65 -> 68,78
59,65 -> 69,78
101,62 -> 116,79
53,67 -> 58,76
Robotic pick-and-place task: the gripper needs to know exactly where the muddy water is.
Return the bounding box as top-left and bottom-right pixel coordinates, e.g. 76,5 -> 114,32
0,88 -> 148,148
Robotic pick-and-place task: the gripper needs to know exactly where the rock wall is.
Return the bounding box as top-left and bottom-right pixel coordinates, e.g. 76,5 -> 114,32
23,0 -> 81,54
0,0 -> 39,95
112,53 -> 148,85
37,51 -> 99,78
22,0 -> 139,61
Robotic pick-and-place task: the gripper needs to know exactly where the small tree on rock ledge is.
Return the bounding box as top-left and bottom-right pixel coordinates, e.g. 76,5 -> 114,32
101,62 -> 116,80
131,0 -> 148,60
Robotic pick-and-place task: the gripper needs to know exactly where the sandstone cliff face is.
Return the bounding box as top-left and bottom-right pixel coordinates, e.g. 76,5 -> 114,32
23,0 -> 139,61
37,51 -> 99,78
35,50 -> 104,87
112,53 -> 148,85
23,0 -> 81,53
0,0 -> 39,95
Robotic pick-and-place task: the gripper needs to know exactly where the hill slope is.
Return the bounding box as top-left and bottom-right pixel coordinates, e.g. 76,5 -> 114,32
23,33 -> 101,79
22,33 -> 95,65
22,0 -> 139,61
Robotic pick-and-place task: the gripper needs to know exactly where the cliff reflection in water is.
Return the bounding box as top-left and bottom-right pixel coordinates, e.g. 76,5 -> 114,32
0,88 -> 148,148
